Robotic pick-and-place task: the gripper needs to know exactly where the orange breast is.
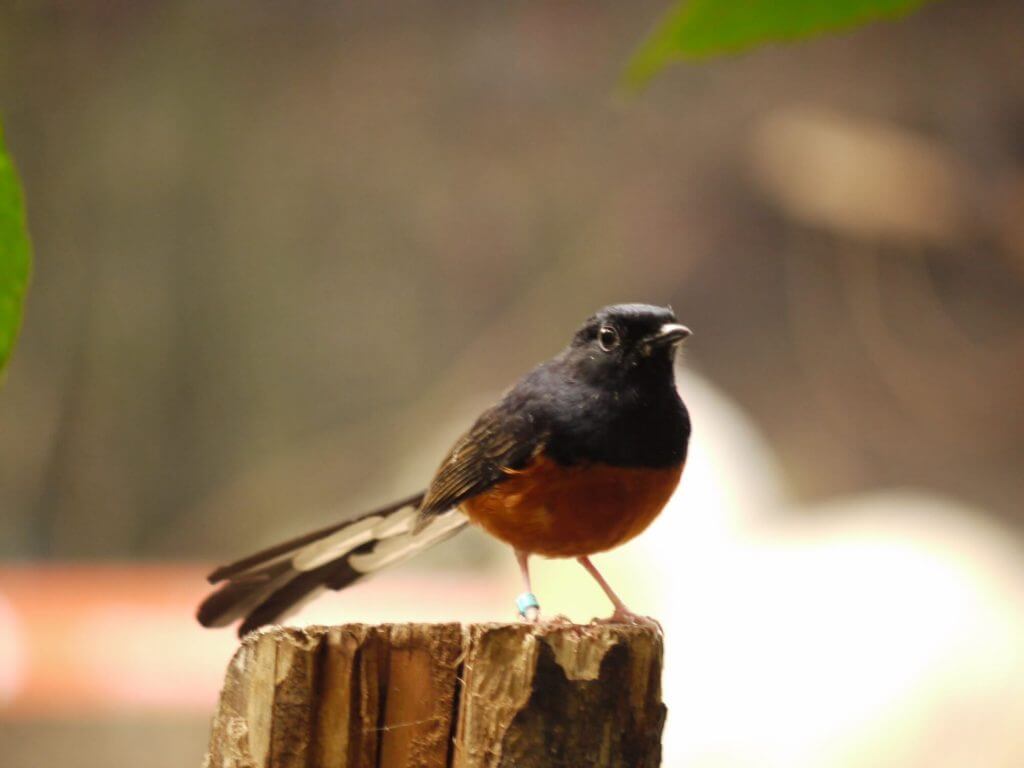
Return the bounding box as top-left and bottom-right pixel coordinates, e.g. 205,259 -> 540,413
461,455 -> 683,557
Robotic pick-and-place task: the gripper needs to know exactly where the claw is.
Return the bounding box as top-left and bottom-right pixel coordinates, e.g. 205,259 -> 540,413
593,609 -> 663,633
518,605 -> 541,623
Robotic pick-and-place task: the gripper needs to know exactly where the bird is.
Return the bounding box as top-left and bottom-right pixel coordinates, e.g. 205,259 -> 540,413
197,303 -> 691,635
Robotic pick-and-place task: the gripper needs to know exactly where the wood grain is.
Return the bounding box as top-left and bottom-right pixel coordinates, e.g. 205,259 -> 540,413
203,623 -> 664,768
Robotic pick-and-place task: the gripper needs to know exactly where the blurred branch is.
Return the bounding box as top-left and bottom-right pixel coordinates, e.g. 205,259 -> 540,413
836,245 -> 1024,452
625,0 -> 937,88
751,105 -> 1024,452
749,106 -> 967,247
762,103 -> 1024,462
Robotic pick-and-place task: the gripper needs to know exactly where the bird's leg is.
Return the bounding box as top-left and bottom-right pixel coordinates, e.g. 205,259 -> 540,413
515,549 -> 541,623
577,555 -> 661,630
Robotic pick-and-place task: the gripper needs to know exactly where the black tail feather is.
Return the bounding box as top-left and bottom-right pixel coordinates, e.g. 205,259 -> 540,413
207,491 -> 425,584
196,559 -> 292,629
236,549 -> 368,636
197,493 -> 466,636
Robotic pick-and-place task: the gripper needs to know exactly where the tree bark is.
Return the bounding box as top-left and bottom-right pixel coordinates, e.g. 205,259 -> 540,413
203,623 -> 665,768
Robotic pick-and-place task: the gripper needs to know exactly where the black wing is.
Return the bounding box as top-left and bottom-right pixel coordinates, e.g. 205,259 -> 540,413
416,401 -> 547,528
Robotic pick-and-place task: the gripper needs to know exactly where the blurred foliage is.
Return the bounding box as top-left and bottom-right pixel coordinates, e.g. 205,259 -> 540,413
627,0 -> 935,85
0,119 -> 31,376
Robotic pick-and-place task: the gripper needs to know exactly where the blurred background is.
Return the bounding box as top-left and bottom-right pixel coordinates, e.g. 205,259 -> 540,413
1,1 -> 1023,766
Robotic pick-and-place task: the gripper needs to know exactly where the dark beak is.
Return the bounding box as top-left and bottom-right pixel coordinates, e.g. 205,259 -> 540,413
648,323 -> 692,348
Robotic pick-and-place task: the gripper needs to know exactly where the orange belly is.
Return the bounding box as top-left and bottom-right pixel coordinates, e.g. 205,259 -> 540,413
461,455 -> 683,557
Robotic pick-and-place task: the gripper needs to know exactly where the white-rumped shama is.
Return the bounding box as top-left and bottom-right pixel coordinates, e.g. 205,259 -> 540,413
198,303 -> 691,634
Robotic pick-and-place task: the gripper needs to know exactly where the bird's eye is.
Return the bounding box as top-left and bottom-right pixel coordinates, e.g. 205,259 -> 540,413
597,325 -> 620,352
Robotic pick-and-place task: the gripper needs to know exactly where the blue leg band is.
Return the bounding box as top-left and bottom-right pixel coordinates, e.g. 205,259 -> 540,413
516,591 -> 541,617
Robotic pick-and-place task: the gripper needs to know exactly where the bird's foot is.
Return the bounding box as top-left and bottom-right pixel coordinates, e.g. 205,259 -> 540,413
516,592 -> 541,623
516,607 -> 574,627
593,608 -> 663,633
518,606 -> 541,623
515,603 -> 574,627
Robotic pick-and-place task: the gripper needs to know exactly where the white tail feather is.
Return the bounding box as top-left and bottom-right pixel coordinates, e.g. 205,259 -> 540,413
293,515 -> 386,571
348,510 -> 466,572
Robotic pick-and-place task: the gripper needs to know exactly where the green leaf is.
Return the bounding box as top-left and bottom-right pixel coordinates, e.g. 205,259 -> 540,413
626,0 -> 935,87
0,119 -> 31,377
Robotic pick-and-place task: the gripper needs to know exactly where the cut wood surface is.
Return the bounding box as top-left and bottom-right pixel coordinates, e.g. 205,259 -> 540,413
203,623 -> 665,768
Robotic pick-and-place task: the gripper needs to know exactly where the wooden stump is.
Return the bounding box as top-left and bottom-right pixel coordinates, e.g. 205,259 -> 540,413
203,623 -> 665,768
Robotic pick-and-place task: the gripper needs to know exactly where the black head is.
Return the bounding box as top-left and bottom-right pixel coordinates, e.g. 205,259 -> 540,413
563,303 -> 691,387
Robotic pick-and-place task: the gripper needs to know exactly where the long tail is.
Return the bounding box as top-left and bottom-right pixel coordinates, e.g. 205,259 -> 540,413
197,492 -> 467,636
